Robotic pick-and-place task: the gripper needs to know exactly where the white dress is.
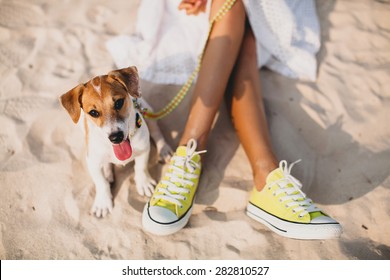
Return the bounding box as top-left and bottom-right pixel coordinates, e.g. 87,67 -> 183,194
106,0 -> 320,84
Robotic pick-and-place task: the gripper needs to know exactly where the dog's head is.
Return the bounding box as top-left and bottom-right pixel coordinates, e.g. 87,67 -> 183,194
60,67 -> 140,158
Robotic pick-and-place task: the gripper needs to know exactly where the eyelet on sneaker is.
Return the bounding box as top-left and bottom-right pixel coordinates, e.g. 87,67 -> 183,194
279,198 -> 282,202
183,197 -> 187,201
285,204 -> 289,208
268,186 -> 271,190
292,209 -> 296,213
273,192 -> 276,196
180,205 -> 183,209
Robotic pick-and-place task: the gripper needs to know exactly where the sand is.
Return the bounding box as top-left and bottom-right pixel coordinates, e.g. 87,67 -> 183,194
0,0 -> 389,260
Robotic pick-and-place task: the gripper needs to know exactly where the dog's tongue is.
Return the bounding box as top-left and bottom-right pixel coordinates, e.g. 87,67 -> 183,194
113,139 -> 132,161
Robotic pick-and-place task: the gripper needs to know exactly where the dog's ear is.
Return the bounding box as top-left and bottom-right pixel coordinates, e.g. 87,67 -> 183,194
108,66 -> 141,98
60,84 -> 84,123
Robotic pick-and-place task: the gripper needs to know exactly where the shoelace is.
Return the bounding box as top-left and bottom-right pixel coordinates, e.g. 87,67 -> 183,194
154,139 -> 206,209
269,160 -> 320,218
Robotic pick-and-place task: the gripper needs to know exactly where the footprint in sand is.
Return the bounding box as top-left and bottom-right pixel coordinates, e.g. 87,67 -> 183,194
0,119 -> 22,169
0,1 -> 45,72
0,95 -> 58,168
0,96 -> 55,122
0,1 -> 44,28
86,5 -> 113,26
0,36 -> 37,69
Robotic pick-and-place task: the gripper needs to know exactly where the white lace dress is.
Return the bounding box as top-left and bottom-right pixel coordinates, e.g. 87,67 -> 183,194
106,0 -> 320,84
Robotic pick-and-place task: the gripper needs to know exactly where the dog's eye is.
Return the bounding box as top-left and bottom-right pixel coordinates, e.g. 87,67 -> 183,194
114,99 -> 124,111
88,110 -> 100,118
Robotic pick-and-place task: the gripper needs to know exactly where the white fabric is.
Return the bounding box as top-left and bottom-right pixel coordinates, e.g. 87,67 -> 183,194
106,0 -> 320,84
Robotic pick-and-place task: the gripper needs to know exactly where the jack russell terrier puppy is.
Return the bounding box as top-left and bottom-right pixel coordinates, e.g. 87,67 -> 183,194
60,66 -> 172,218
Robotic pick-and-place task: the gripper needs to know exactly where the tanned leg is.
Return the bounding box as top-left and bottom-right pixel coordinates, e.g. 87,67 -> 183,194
179,0 -> 246,150
179,0 -> 277,189
229,23 -> 278,190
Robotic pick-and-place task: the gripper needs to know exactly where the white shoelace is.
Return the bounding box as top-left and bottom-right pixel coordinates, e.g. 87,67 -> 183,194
269,160 -> 320,218
154,139 -> 206,208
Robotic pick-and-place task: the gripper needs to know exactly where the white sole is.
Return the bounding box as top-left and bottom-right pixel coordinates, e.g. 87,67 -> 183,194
142,203 -> 193,236
246,203 -> 342,240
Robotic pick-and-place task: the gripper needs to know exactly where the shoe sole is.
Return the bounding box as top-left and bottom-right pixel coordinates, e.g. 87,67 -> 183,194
246,203 -> 342,240
142,203 -> 193,236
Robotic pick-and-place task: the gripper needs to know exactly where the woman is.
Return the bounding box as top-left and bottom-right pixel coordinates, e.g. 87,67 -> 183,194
107,0 -> 342,239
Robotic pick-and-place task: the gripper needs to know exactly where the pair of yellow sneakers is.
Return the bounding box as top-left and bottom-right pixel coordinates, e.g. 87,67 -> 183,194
142,139 -> 342,239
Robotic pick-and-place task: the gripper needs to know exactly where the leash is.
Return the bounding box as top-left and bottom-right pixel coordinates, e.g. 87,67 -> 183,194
143,0 -> 237,120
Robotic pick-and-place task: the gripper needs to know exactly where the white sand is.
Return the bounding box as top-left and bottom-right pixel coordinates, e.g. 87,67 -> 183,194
0,0 -> 389,259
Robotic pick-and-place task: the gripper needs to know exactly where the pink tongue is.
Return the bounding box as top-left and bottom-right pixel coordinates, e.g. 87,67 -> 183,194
113,139 -> 132,161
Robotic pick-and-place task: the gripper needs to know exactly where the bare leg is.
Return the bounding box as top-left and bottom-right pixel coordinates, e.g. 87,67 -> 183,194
179,0 -> 277,188
143,0 -> 279,235
229,23 -> 278,190
179,0 -> 246,150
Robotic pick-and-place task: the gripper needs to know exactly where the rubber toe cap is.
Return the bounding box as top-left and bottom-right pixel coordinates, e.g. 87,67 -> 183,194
311,215 -> 339,224
148,206 -> 178,224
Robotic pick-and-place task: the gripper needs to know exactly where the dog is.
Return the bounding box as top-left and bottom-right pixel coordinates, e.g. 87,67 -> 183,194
60,66 -> 172,218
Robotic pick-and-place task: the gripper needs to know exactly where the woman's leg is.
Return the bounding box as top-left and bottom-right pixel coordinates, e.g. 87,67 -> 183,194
232,25 -> 342,240
179,0 -> 246,150
228,23 -> 278,190
143,0 -> 249,236
179,0 -> 277,188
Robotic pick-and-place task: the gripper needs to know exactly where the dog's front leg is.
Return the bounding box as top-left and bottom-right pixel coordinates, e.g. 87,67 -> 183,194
139,98 -> 172,162
134,148 -> 156,197
86,156 -> 113,218
146,119 -> 173,163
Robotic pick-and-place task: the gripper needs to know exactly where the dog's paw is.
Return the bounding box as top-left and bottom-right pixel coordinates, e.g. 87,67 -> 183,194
156,140 -> 173,163
91,193 -> 113,218
134,172 -> 156,197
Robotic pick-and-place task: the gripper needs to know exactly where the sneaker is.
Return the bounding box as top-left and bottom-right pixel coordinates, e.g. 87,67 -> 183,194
142,139 -> 205,235
246,160 -> 342,239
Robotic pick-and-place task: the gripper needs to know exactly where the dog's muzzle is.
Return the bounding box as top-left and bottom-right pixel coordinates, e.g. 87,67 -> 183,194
108,131 -> 124,144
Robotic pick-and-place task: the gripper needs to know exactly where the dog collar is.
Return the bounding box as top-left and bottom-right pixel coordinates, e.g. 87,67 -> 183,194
129,99 -> 143,139
135,112 -> 142,128
132,99 -> 143,128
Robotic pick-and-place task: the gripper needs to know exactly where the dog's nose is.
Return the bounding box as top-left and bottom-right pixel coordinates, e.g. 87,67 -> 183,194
108,131 -> 124,144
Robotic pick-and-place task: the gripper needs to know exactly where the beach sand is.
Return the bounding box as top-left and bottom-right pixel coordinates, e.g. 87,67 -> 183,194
0,0 -> 389,259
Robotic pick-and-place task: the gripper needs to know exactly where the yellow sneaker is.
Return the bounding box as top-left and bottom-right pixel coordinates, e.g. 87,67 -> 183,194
142,139 -> 205,235
246,160 -> 342,239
